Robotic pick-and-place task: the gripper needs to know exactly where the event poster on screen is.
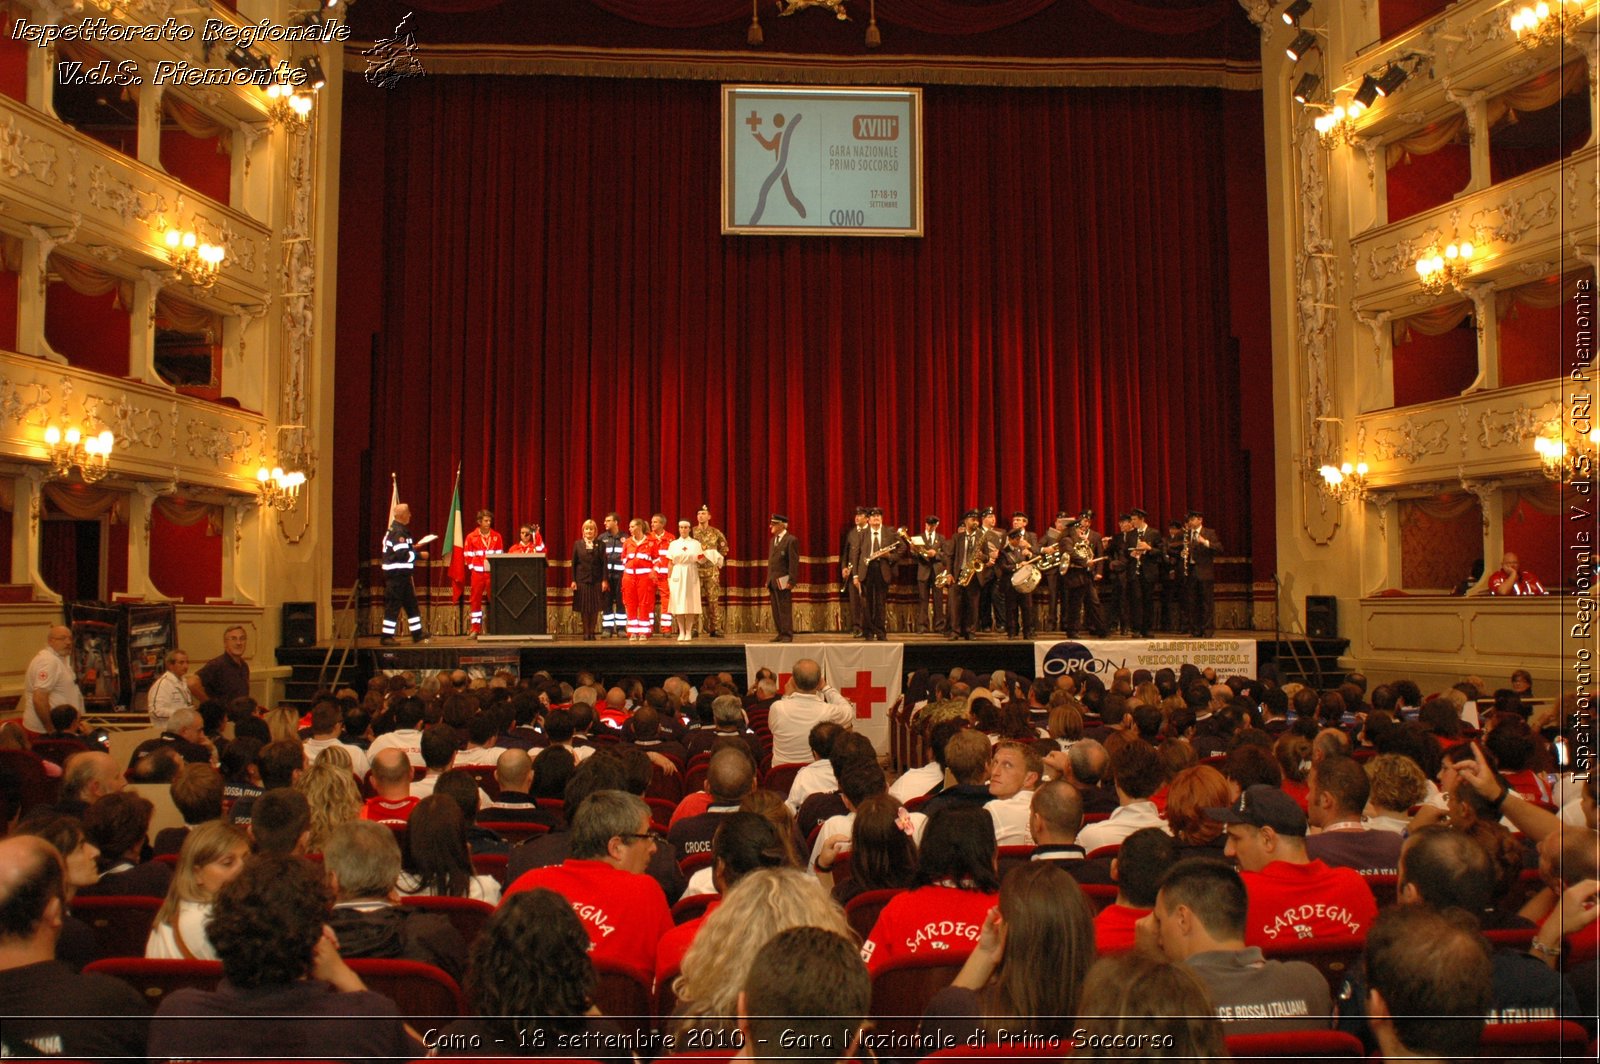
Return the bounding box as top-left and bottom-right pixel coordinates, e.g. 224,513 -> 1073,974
722,85 -> 923,237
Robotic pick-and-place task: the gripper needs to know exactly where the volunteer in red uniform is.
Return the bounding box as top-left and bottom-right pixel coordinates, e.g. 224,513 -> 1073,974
463,510 -> 504,636
622,518 -> 657,642
649,512 -> 672,636
860,807 -> 999,975
507,523 -> 545,556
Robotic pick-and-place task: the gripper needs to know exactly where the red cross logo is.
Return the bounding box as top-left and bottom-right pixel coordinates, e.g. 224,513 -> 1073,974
746,109 -> 763,133
840,670 -> 887,720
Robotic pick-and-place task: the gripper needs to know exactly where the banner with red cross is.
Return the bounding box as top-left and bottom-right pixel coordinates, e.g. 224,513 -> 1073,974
744,642 -> 904,752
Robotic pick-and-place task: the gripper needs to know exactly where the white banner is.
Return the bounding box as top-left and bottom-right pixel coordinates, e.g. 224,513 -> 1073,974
744,642 -> 904,752
1033,638 -> 1258,681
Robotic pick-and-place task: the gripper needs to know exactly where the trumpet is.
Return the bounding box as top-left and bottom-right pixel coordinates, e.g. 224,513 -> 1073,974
865,527 -> 910,563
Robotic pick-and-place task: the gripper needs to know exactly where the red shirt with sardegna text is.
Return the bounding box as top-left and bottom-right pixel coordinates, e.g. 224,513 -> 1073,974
1239,859 -> 1377,947
860,885 -> 998,975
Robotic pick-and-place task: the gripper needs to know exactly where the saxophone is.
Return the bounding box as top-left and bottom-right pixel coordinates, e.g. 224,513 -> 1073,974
956,534 -> 988,587
1182,528 -> 1195,576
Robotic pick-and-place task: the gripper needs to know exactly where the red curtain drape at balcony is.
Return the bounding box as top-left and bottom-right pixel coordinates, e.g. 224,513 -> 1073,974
0,234 -> 19,351
360,76 -> 1254,602
149,499 -> 222,604
1384,116 -> 1469,224
1400,493 -> 1483,591
1496,269 -> 1594,387
1391,302 -> 1477,407
1503,483 -> 1562,591
1487,58 -> 1592,183
44,254 -> 132,378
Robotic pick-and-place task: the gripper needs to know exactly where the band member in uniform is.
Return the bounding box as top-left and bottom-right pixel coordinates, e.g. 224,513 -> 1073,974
998,527 -> 1038,639
463,510 -> 504,637
691,505 -> 730,638
1124,507 -> 1162,638
1162,520 -> 1186,633
1105,513 -> 1132,635
596,514 -> 626,637
1040,512 -> 1072,633
649,513 -> 672,636
1077,509 -> 1105,630
622,518 -> 656,642
841,506 -> 868,637
851,507 -> 900,641
912,515 -> 947,634
1062,519 -> 1107,638
1181,509 -> 1223,637
946,510 -> 993,640
570,519 -> 605,641
768,513 -> 799,642
381,503 -> 430,645
978,507 -> 1003,631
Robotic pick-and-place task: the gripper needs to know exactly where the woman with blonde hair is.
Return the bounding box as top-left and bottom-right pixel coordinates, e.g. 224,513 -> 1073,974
264,705 -> 301,744
669,866 -> 850,1036
297,746 -> 363,852
146,820 -> 250,960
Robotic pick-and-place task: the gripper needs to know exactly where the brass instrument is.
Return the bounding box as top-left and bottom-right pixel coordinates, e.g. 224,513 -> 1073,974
865,527 -> 909,563
1182,528 -> 1195,575
956,533 -> 989,587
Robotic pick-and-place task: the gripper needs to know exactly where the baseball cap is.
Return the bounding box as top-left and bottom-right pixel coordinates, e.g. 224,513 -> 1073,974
1203,784 -> 1307,836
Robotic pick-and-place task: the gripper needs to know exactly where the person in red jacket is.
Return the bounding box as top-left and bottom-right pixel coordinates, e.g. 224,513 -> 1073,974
860,806 -> 999,975
621,519 -> 657,642
500,789 -> 672,985
463,510 -> 504,636
649,512 -> 673,636
1206,785 -> 1377,947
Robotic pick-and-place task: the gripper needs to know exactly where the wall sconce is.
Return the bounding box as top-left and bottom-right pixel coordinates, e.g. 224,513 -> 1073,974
1415,239 -> 1474,294
44,424 -> 115,482
164,228 -> 225,288
1317,459 -> 1369,504
1535,419 -> 1599,482
1313,100 -> 1364,148
256,464 -> 308,511
265,81 -> 315,128
1511,2 -> 1588,48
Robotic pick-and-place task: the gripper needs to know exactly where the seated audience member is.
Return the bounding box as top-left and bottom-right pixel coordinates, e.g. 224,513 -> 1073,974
1165,765 -> 1232,855
738,925 -> 871,1064
693,694 -> 764,768
145,820 -> 250,961
890,718 -> 966,804
230,739 -> 303,826
1304,755 -> 1403,875
41,704 -> 91,750
501,790 -> 671,982
300,697 -> 370,778
78,791 -> 171,897
670,747 -> 756,859
1093,826 -> 1175,953
297,748 -> 364,853
1529,827 -> 1600,966
0,836 -> 149,1060
922,862 -> 1094,1042
366,697 -> 426,767
784,721 -> 846,812
625,705 -> 688,766
13,813 -> 102,970
920,729 -> 997,816
657,812 -> 789,980
1027,780 -> 1112,884
451,713 -> 507,767
1362,906 -> 1493,1064
985,741 -> 1042,846
507,752 -> 686,904
1074,950 -> 1228,1060
828,792 -> 918,906
323,820 -> 467,982
860,806 -> 1000,974
766,660 -> 854,766
1274,732 -> 1313,810
1364,753 -> 1429,835
479,748 -> 557,825
1075,739 -> 1170,853
145,853 -> 420,1061
432,768 -> 506,855
1207,784 -> 1378,947
128,708 -> 215,768
811,758 -> 901,872
397,794 -> 501,903
51,750 -> 126,819
153,763 -> 225,857
248,788 -> 311,856
434,888 -> 623,1054
410,725 -> 463,800
1141,857 -> 1332,1034
795,733 -> 877,838
361,747 -> 419,827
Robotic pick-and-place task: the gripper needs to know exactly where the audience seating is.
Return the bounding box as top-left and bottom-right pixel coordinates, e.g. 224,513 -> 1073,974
869,954 -> 968,1045
470,853 -> 509,885
905,795 -> 930,813
0,749 -> 61,812
1080,812 -> 1109,824
1477,1018 -> 1590,1060
843,888 -> 904,944
1077,883 -> 1119,913
670,892 -> 717,925
646,797 -> 679,826
398,895 -> 495,946
1361,873 -> 1398,908
762,762 -> 808,797
677,851 -> 713,879
1224,1030 -> 1364,1058
460,765 -> 501,799
31,738 -> 88,766
996,846 -> 1035,878
71,895 -> 160,959
1483,927 -> 1537,950
589,959 -> 652,1025
830,850 -> 853,883
646,765 -> 684,804
477,821 -> 549,845
85,957 -> 222,1005
535,797 -> 565,814
1261,935 -> 1366,992
683,762 -> 710,795
654,966 -> 680,1020
1084,844 -> 1120,860
345,958 -> 464,1019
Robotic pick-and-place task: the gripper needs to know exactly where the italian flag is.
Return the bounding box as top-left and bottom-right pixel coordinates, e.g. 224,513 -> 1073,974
442,468 -> 465,602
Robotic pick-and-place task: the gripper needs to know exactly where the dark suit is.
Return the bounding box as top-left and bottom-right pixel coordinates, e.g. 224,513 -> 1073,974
998,539 -> 1039,639
1181,526 -> 1223,636
1041,527 -> 1068,631
570,539 -> 605,639
946,530 -> 993,638
1062,532 -> 1106,637
913,528 -> 947,633
842,523 -> 866,635
978,526 -> 1005,630
768,530 -> 800,638
850,525 -> 899,640
1119,525 -> 1162,637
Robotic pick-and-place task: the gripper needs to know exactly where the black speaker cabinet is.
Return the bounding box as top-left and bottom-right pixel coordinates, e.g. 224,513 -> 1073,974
282,601 -> 317,647
489,555 -> 547,636
1306,595 -> 1338,639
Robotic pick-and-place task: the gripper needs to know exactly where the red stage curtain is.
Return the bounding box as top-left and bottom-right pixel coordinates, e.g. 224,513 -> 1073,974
341,76 -> 1261,602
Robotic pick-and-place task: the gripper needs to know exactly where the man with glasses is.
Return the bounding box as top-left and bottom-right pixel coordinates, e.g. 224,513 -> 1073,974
500,789 -> 673,983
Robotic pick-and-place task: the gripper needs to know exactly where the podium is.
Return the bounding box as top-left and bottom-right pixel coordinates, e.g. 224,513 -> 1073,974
486,555 -> 550,639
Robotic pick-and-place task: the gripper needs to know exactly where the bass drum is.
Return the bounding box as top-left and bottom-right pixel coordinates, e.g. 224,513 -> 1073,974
1011,563 -> 1042,594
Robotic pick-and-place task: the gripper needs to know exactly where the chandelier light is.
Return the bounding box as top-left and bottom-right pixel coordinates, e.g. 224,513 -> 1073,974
1510,1 -> 1588,48
1535,420 -> 1599,483
44,424 -> 115,482
256,464 -> 308,511
164,228 -> 225,288
1415,240 -> 1474,295
1317,460 -> 1369,504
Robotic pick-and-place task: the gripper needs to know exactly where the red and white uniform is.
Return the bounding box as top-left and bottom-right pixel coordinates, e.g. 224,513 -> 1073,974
652,531 -> 673,633
1487,568 -> 1547,595
859,884 -> 997,975
464,528 -> 505,632
622,536 -> 657,637
507,529 -> 546,555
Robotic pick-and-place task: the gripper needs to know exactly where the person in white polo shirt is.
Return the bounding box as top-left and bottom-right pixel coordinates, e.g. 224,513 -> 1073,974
146,649 -> 196,728
766,660 -> 854,766
23,626 -> 83,735
986,740 -> 1042,845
